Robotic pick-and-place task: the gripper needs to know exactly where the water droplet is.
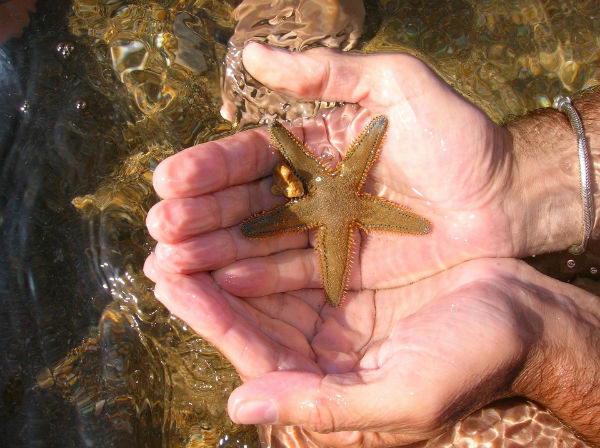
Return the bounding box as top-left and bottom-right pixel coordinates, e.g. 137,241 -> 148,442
56,42 -> 74,58
319,148 -> 336,162
411,187 -> 424,197
148,157 -> 158,172
75,100 -> 87,110
19,100 -> 30,114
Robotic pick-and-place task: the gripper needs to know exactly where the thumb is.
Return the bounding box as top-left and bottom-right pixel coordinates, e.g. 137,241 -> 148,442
242,42 -> 443,108
227,369 -> 429,434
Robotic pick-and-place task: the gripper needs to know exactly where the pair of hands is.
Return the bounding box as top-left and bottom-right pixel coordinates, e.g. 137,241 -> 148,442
144,43 -> 597,446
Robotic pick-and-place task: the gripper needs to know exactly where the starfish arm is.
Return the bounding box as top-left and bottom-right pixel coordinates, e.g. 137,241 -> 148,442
356,193 -> 431,235
316,222 -> 355,307
269,121 -> 330,183
241,198 -> 319,237
338,116 -> 388,189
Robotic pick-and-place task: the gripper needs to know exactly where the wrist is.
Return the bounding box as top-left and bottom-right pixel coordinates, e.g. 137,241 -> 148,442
505,106 -> 583,256
511,269 -> 600,444
573,91 -> 600,241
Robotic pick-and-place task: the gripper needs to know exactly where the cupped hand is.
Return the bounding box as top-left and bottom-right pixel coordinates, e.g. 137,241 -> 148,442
147,43 -> 524,291
144,44 -> 600,446
144,254 -> 582,447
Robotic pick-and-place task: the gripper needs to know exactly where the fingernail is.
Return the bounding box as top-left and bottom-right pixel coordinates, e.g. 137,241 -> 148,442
233,400 -> 278,424
243,41 -> 264,51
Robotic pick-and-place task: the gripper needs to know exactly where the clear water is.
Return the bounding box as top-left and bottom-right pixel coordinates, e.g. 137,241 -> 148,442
1,0 -> 598,446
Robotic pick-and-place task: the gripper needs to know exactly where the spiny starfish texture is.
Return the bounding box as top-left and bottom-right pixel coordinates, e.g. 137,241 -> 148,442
242,116 -> 431,307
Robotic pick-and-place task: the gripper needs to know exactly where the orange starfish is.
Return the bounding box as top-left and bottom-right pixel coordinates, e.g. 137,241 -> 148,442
242,116 -> 431,307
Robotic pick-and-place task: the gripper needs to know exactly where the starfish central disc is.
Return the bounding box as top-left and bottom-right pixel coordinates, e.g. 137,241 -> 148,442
242,116 -> 431,307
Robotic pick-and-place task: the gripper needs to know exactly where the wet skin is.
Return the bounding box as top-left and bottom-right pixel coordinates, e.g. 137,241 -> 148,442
145,44 -> 600,446
242,117 -> 430,307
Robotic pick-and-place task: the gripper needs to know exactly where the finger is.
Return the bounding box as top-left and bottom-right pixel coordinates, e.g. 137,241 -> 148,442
307,429 -> 423,448
229,264 -> 531,434
154,227 -> 308,274
147,253 -> 320,356
228,368 -> 437,438
213,248 -> 321,297
242,42 -> 441,108
143,252 -> 161,283
153,126 -> 278,199
147,177 -> 284,243
152,271 -> 320,379
212,236 -> 363,298
264,425 -> 415,448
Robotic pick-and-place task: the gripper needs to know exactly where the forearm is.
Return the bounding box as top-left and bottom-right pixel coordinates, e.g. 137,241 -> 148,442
511,266 -> 600,445
506,89 -> 600,256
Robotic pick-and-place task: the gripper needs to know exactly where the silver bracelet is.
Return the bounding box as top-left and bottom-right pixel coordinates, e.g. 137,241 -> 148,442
553,95 -> 594,254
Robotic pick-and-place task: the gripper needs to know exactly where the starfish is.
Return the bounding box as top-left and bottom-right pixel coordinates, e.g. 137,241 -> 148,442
242,116 -> 431,307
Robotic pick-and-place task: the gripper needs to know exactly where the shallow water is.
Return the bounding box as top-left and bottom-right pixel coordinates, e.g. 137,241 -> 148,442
0,0 -> 599,447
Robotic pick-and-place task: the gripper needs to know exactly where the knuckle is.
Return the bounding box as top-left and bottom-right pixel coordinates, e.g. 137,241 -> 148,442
203,194 -> 222,229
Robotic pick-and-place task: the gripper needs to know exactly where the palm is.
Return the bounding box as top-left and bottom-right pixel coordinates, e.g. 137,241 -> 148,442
145,45 -> 600,446
145,256 -> 531,447
276,272 -> 528,447
363,94 -> 515,286
282,93 -> 514,289
147,48 -> 518,293
238,45 -> 518,287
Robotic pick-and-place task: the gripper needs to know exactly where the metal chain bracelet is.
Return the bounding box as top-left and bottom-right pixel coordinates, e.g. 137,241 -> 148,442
553,95 -> 594,254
